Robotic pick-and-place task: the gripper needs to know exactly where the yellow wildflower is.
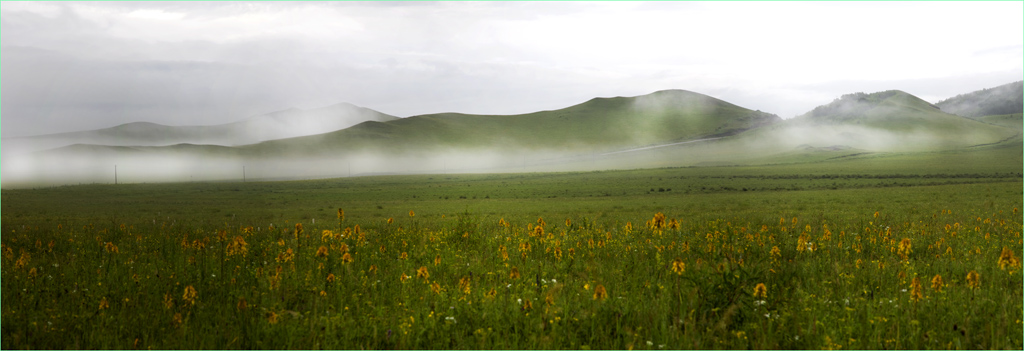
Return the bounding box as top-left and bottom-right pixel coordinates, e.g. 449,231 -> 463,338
998,247 -> 1019,270
315,246 -> 329,258
163,293 -> 174,309
649,212 -> 667,230
227,236 -> 248,257
672,257 -> 685,275
931,274 -> 943,292
459,276 -> 471,295
966,270 -> 981,289
593,284 -> 608,301
910,277 -> 923,302
182,285 -> 198,306
753,283 -> 767,299
897,238 -> 912,260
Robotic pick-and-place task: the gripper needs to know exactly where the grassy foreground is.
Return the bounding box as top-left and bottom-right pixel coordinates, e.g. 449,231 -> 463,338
2,148 -> 1022,349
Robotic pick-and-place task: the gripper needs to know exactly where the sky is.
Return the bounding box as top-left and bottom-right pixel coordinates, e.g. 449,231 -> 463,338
2,1 -> 1022,137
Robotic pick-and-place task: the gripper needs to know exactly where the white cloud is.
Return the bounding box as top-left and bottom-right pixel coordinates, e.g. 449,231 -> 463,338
1,1 -> 1021,136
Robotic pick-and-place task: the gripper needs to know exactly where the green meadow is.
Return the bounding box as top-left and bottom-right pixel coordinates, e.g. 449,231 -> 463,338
2,139 -> 1021,349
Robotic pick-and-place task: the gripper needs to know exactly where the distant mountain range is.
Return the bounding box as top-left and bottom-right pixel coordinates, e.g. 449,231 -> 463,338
3,82 -> 1020,186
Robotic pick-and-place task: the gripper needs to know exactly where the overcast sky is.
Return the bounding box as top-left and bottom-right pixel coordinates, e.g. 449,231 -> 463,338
2,1 -> 1021,137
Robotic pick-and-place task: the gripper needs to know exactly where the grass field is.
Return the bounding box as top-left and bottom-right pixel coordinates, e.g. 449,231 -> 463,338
2,143 -> 1022,349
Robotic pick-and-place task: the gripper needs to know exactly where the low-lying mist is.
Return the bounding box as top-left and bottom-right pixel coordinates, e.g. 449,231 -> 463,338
2,117 -> 1011,188
747,123 -> 1006,152
0,148 -> 611,188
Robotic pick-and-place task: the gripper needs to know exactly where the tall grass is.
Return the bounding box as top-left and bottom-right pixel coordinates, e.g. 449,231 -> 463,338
3,200 -> 1020,349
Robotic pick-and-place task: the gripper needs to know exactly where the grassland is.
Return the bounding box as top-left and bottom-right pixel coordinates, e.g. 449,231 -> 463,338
2,138 -> 1022,349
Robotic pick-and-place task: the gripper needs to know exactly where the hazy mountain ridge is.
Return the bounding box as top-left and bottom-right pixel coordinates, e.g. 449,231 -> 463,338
237,89 -> 783,157
936,81 -> 1023,118
5,83 -> 1021,186
2,103 -> 399,156
743,89 -> 1016,153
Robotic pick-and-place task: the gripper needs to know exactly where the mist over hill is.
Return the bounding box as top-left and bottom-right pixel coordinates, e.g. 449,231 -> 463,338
239,89 -> 781,157
2,84 -> 1020,187
936,81 -> 1023,118
1,103 -> 398,157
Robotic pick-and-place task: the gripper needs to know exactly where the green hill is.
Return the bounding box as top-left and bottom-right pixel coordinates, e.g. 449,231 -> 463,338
737,90 -> 1017,153
936,81 -> 1023,118
794,90 -> 951,130
14,88 -> 1020,186
240,90 -> 781,157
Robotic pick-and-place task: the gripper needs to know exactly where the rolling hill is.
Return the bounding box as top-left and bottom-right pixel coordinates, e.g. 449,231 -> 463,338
239,89 -> 782,157
739,89 -> 1018,152
936,81 -> 1023,118
1,103 -> 398,156
6,85 -> 1021,186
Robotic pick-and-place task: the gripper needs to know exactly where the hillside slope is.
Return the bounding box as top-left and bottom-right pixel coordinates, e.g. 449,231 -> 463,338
936,81 -> 1023,118
241,89 -> 782,156
741,90 -> 1016,152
